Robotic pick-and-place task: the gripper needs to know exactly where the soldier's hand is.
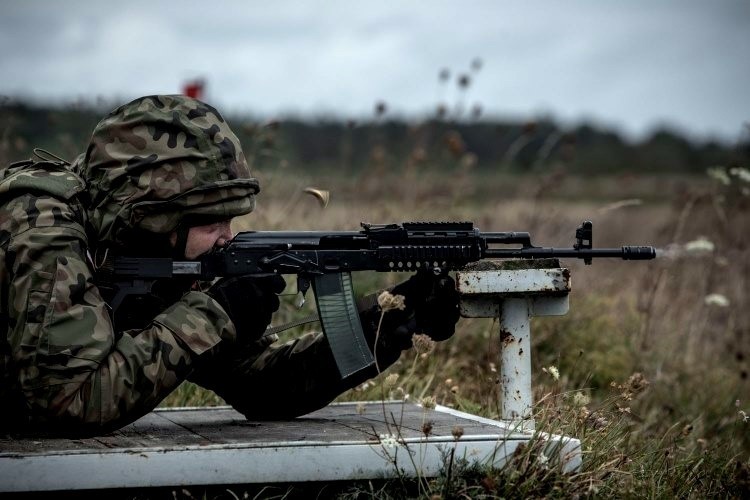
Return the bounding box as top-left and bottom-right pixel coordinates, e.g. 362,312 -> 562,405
359,270 -> 460,370
391,270 -> 460,341
207,274 -> 286,340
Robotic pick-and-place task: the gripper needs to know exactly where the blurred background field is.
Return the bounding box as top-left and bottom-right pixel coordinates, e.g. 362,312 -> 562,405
2,100 -> 749,496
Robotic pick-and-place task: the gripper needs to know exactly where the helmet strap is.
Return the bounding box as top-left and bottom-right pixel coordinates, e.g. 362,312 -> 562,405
172,225 -> 191,260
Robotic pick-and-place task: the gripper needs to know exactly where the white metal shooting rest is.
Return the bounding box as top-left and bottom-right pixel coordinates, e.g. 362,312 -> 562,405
456,259 -> 570,429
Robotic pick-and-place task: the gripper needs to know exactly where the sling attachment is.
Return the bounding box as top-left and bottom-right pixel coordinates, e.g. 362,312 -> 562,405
32,148 -> 70,166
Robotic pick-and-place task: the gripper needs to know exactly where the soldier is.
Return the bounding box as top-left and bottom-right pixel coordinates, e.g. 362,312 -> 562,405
0,95 -> 459,434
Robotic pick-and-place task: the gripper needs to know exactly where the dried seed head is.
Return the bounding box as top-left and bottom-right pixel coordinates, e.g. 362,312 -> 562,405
590,414 -> 609,429
378,291 -> 406,312
572,392 -> 591,407
379,433 -> 397,449
707,166 -> 731,186
356,381 -> 371,392
451,425 -> 464,440
578,406 -> 591,421
626,372 -> 649,395
392,387 -> 409,401
543,366 -> 560,381
384,373 -> 399,388
422,421 -> 434,436
443,130 -> 466,158
374,101 -> 387,117
412,333 -> 436,355
729,166 -> 750,182
460,152 -> 478,169
421,395 -> 437,410
471,104 -> 483,120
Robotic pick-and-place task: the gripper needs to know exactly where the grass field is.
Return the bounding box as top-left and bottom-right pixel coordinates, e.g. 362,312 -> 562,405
156,161 -> 749,498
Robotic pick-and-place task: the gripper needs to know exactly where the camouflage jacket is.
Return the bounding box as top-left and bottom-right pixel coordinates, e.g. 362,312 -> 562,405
0,160 -> 366,432
0,159 -> 239,431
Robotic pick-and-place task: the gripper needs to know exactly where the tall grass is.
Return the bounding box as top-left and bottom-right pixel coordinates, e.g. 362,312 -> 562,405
160,160 -> 749,497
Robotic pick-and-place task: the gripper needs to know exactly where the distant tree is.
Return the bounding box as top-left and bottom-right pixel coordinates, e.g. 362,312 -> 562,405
2,101 -> 747,175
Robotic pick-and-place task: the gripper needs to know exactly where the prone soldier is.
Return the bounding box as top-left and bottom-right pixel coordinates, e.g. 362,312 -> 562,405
0,95 -> 460,433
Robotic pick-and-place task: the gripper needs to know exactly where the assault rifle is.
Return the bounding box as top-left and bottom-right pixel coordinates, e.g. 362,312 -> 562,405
106,221 -> 655,378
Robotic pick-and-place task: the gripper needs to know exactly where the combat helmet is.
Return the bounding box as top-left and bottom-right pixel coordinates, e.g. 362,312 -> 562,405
75,95 -> 259,254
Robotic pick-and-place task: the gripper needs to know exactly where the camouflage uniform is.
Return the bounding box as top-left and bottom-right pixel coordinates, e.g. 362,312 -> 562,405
0,95 -> 384,433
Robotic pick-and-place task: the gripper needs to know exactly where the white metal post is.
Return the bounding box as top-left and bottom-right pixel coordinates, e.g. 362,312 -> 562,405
499,298 -> 533,425
456,261 -> 571,429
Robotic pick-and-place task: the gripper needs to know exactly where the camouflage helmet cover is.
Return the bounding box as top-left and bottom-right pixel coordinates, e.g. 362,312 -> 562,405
76,95 -> 259,246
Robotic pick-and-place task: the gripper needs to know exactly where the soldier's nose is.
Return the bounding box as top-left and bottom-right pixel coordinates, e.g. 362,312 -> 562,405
216,232 -> 234,248
216,223 -> 234,247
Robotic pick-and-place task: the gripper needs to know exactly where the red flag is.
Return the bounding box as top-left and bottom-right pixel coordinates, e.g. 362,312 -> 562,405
182,79 -> 205,99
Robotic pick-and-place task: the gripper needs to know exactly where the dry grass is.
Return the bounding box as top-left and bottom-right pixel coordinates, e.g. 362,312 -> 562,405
160,164 -> 749,498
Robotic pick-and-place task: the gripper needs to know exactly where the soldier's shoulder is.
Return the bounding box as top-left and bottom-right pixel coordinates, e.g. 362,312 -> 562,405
0,161 -> 87,246
0,160 -> 85,202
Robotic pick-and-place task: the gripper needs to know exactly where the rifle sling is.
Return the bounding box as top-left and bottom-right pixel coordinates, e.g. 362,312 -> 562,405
264,292 -> 379,337
264,314 -> 321,336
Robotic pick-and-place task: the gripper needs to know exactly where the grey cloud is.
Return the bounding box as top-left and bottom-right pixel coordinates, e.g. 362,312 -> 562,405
1,0 -> 748,140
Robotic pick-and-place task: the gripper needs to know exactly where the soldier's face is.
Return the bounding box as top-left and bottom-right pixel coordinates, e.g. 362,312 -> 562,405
170,220 -> 234,259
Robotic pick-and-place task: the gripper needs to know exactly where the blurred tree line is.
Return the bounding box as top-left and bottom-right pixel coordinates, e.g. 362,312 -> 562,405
1,100 -> 747,175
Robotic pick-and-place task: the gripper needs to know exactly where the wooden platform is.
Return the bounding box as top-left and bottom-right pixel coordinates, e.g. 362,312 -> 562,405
0,402 -> 581,492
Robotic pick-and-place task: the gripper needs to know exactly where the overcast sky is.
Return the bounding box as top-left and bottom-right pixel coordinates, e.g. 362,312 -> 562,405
1,1 -> 748,142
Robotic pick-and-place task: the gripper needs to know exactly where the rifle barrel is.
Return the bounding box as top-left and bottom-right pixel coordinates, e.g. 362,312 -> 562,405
484,246 -> 656,260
